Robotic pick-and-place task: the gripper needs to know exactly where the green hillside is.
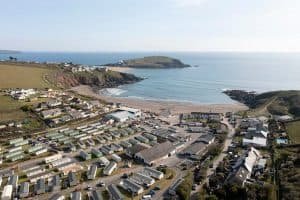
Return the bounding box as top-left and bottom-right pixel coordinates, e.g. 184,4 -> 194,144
108,56 -> 190,68
224,90 -> 300,117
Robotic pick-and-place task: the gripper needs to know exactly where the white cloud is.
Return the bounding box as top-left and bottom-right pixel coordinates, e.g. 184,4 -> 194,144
171,0 -> 208,7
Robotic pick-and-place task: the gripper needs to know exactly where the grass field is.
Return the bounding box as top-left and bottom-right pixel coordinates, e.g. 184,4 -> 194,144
0,64 -> 55,88
0,95 -> 27,121
285,120 -> 300,144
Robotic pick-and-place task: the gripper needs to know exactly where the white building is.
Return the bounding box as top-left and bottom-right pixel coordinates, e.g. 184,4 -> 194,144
45,154 -> 63,164
243,137 -> 267,147
103,162 -> 117,176
1,185 -> 13,200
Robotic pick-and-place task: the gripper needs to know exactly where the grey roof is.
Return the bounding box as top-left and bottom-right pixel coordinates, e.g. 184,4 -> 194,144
19,182 -> 29,197
107,184 -> 123,200
126,143 -> 148,157
135,141 -> 175,164
71,191 -> 81,200
180,142 -> 207,156
8,175 -> 18,187
196,134 -> 215,144
68,172 -> 78,186
226,166 -> 249,185
35,178 -> 46,194
51,175 -> 61,191
87,165 -> 97,180
50,193 -> 65,200
91,190 -> 103,200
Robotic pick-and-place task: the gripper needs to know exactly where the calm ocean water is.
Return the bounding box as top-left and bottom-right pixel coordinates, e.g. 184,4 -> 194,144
1,52 -> 300,104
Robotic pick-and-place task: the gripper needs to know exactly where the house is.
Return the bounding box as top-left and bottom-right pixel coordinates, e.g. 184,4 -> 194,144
103,162 -> 117,176
91,190 -> 103,200
1,185 -> 13,200
196,134 -> 215,144
119,179 -> 144,195
142,167 -> 164,180
51,175 -> 61,191
57,162 -> 83,175
130,172 -> 155,186
45,154 -> 63,164
226,147 -> 261,186
50,193 -> 65,200
71,191 -> 81,200
35,178 -> 46,195
19,182 -> 30,198
79,151 -> 91,161
111,154 -> 122,163
118,106 -> 141,117
91,148 -> 103,158
106,111 -> 135,122
246,127 -> 268,138
107,184 -> 123,200
41,108 -> 62,119
68,172 -> 78,187
87,165 -> 97,180
134,141 -> 176,166
90,100 -> 101,108
47,99 -> 62,107
8,175 -> 18,189
99,156 -> 110,166
243,137 -> 267,147
180,142 -> 207,158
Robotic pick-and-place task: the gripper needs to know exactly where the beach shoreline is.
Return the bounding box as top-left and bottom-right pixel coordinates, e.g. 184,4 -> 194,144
71,85 -> 248,114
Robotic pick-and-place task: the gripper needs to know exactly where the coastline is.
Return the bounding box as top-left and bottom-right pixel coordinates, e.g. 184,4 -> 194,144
71,85 -> 248,114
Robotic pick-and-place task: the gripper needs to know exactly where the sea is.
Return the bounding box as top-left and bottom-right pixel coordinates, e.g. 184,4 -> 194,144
1,52 -> 300,104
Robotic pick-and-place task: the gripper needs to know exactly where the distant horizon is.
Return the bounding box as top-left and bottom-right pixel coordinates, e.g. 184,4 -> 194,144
2,50 -> 300,54
1,0 -> 300,52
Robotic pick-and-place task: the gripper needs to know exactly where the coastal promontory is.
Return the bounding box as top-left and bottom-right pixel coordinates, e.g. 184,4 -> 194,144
107,56 -> 190,68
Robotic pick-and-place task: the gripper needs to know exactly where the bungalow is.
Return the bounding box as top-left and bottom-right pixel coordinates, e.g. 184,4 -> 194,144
243,137 -> 267,147
35,178 -> 46,195
68,172 -> 78,187
19,182 -> 30,198
8,175 -> 18,189
119,179 -> 144,195
87,165 -> 97,180
1,185 -> 13,200
99,156 -> 110,167
103,162 -> 117,176
107,184 -> 123,200
130,173 -> 155,187
91,148 -> 103,158
51,175 -> 61,191
41,108 -> 62,119
142,167 -> 164,180
79,151 -> 91,161
71,191 -> 81,200
91,190 -> 103,200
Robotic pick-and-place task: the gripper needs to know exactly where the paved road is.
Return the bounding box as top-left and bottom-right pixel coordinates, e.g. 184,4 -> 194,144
191,117 -> 235,196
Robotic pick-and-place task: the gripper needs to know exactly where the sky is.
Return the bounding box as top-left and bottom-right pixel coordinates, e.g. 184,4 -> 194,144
0,0 -> 300,52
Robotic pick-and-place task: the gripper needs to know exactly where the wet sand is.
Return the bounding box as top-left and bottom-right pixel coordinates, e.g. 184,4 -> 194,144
71,85 -> 248,114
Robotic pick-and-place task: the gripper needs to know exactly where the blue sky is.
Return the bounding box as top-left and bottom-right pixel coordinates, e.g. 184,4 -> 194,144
1,0 -> 299,52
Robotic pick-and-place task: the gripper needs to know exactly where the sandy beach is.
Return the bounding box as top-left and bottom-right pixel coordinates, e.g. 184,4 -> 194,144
71,85 -> 248,114
107,66 -> 133,72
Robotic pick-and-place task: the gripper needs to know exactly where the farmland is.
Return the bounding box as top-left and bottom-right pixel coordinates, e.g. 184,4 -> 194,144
286,120 -> 300,144
0,63 -> 56,89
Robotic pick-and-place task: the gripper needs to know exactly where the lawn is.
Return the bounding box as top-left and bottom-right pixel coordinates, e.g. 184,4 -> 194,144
0,63 -> 55,88
285,120 -> 300,144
